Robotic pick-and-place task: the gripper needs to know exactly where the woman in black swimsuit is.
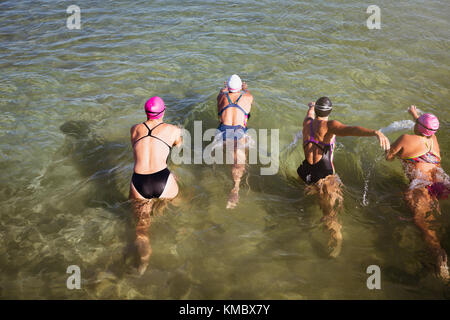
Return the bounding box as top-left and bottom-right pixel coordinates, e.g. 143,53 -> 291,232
129,96 -> 182,275
298,97 -> 390,257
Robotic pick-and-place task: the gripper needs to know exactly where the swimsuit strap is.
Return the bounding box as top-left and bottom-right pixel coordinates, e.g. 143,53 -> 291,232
219,104 -> 248,116
427,137 -> 433,152
225,92 -> 233,104
134,122 -> 172,150
428,138 -> 440,161
225,92 -> 243,104
411,137 -> 434,156
145,121 -> 164,134
303,119 -> 331,150
233,104 -> 249,117
219,92 -> 249,127
218,101 -> 249,118
309,120 -> 315,138
234,92 -> 244,104
148,135 -> 173,150
403,137 -> 441,164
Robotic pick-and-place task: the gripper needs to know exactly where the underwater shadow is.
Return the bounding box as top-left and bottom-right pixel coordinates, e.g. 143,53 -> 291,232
59,120 -> 141,281
59,120 -> 128,208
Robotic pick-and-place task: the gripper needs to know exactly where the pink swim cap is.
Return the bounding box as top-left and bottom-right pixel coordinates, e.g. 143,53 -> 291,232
145,96 -> 165,120
416,113 -> 439,136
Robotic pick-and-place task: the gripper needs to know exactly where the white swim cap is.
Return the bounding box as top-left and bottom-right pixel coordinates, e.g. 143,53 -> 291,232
227,74 -> 242,92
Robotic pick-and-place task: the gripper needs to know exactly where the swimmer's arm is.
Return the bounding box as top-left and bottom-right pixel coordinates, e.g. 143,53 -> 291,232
241,82 -> 253,105
408,105 -> 420,120
217,81 -> 228,100
328,120 -> 377,137
385,135 -> 405,161
217,99 -> 223,119
242,81 -> 249,93
130,125 -> 137,145
217,82 -> 228,116
247,92 -> 254,105
303,102 -> 315,125
173,126 -> 183,147
217,95 -> 223,117
328,120 -> 390,150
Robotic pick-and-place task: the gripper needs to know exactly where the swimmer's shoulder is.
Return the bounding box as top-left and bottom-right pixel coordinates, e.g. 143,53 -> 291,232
396,133 -> 415,143
130,123 -> 143,136
241,91 -> 253,112
163,122 -> 180,130
130,123 -> 147,145
163,123 -> 182,139
390,134 -> 414,153
164,123 -> 182,146
243,90 -> 253,101
326,119 -> 342,130
217,92 -> 229,105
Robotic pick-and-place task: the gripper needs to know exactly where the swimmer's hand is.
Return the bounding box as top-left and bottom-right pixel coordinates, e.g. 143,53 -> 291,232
374,130 -> 390,151
303,102 -> 316,122
220,81 -> 228,93
408,105 -> 419,120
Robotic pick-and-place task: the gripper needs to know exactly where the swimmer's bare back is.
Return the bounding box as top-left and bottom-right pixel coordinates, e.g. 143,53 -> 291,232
129,120 -> 182,200
217,82 -> 253,127
386,105 -> 441,181
302,102 -> 390,166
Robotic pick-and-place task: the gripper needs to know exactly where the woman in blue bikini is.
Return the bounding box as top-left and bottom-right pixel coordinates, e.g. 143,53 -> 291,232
216,74 -> 254,209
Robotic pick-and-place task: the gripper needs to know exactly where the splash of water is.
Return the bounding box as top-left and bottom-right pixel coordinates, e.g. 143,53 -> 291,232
379,120 -> 415,134
281,130 -> 303,154
362,172 -> 370,206
407,166 -> 450,191
362,117 -> 416,206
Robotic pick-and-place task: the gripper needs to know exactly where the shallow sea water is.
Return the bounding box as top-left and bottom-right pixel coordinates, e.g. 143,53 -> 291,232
0,0 -> 449,299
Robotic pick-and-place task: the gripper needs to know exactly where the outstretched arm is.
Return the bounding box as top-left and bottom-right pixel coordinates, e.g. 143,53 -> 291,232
328,120 -> 390,150
303,102 -> 315,125
408,105 -> 420,120
385,134 -> 405,161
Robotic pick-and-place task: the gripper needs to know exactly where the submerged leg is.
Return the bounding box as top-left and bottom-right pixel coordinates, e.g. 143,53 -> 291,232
307,175 -> 344,258
128,174 -> 178,275
226,141 -> 247,209
404,187 -> 449,281
131,198 -> 154,275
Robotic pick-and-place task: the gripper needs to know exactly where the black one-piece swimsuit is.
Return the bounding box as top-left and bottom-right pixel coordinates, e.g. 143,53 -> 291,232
132,122 -> 173,199
297,118 -> 335,185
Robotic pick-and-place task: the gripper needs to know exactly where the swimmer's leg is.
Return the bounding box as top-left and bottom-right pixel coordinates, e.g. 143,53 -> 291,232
131,197 -> 153,276
405,187 -> 449,281
128,174 -> 179,276
227,141 -> 247,209
307,175 -> 344,258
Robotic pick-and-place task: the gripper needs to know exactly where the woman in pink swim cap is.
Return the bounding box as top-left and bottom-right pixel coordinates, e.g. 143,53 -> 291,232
386,105 -> 449,281
415,112 -> 440,137
145,96 -> 166,120
129,95 -> 182,275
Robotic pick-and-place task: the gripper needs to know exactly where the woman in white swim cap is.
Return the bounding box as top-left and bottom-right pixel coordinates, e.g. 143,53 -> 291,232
216,74 -> 254,209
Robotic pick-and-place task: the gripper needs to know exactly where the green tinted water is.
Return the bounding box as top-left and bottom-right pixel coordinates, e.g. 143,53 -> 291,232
0,0 -> 449,299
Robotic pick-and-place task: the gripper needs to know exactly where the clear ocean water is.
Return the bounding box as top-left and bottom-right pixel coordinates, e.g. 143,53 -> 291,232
0,0 -> 449,299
